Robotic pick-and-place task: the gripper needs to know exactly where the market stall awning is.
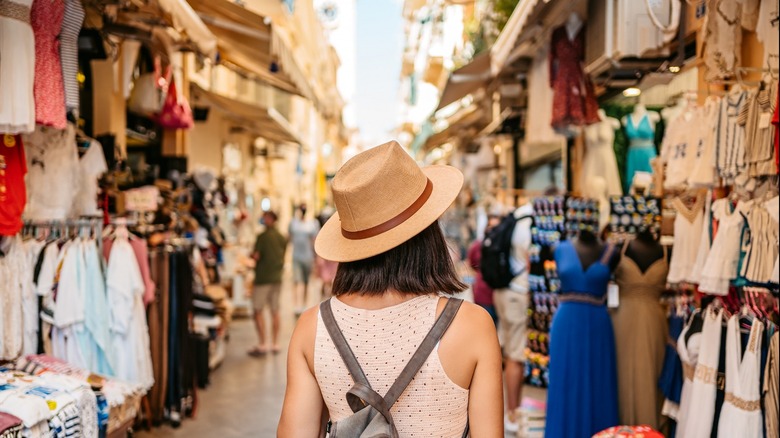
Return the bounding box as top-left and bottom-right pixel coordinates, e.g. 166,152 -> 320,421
191,84 -> 301,145
424,105 -> 485,151
157,0 -> 217,58
490,0 -> 541,73
435,52 -> 492,111
187,0 -> 314,101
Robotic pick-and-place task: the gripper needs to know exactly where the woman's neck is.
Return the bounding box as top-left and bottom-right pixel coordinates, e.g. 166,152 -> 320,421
336,291 -> 430,310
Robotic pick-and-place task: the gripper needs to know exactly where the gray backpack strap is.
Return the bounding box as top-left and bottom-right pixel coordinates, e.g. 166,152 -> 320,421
383,298 -> 464,408
320,299 -> 371,388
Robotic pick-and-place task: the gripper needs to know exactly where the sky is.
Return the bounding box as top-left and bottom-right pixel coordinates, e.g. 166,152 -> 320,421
354,0 -> 404,145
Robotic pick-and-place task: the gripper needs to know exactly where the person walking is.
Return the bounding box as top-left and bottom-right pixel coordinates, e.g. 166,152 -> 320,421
278,141 -> 503,437
493,200 -> 534,433
248,211 -> 287,356
289,204 -> 320,315
467,215 -> 501,326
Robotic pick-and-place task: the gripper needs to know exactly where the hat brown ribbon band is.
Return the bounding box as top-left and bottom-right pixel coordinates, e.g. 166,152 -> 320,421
341,179 -> 434,240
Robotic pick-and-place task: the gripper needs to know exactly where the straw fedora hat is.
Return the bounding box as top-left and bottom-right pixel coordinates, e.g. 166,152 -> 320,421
315,140 -> 463,262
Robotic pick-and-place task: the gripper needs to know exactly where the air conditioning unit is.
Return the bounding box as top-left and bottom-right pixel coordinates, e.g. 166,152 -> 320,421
586,0 -> 676,76
585,0 -> 616,77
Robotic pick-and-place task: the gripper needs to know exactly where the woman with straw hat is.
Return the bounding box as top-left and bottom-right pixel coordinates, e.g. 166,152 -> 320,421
278,141 -> 503,436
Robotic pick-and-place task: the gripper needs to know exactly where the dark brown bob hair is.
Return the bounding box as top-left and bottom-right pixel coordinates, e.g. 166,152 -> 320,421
332,220 -> 466,295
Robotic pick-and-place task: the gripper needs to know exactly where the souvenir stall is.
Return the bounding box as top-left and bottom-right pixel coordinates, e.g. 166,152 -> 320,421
0,1 -> 232,436
495,0 -> 780,437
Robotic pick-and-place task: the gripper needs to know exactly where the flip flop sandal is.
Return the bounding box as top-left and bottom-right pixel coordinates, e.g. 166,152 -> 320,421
247,347 -> 267,357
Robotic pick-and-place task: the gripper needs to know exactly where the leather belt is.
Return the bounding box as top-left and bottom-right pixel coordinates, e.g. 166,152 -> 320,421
558,293 -> 606,306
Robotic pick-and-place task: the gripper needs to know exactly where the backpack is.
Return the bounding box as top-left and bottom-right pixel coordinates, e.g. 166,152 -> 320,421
480,213 -> 533,289
320,298 -> 469,438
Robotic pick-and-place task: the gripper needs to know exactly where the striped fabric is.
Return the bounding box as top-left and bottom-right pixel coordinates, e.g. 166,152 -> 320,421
60,0 -> 84,113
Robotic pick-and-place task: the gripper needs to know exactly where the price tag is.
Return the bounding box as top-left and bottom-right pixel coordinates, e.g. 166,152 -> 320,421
759,112 -> 772,129
124,186 -> 160,212
607,282 -> 620,308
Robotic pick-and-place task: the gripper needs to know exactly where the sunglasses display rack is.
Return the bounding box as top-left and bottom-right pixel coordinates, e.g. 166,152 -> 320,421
526,195 -> 603,387
607,195 -> 662,242
526,196 -> 564,388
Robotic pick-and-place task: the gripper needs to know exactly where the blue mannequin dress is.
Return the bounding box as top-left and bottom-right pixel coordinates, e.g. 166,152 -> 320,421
545,241 -> 619,438
624,113 -> 657,192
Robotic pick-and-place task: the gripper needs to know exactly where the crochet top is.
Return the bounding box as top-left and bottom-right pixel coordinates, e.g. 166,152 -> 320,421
314,294 -> 469,436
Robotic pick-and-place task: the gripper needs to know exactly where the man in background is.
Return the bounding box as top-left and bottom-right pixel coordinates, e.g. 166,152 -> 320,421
289,204 -> 320,316
248,211 -> 287,356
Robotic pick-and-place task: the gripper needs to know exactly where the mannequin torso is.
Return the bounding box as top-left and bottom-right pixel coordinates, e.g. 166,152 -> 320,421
624,231 -> 671,272
572,230 -> 618,271
566,12 -> 583,40
622,104 -> 661,131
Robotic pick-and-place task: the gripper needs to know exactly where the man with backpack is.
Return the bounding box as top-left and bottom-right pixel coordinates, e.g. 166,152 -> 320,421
480,200 -> 534,433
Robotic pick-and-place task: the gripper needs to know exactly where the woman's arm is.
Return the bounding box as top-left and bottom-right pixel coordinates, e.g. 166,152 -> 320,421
278,307 -> 326,437
439,301 -> 504,436
465,306 -> 504,436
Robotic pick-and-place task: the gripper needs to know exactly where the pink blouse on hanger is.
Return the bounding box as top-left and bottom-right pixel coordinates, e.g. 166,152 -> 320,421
103,237 -> 156,306
31,0 -> 67,129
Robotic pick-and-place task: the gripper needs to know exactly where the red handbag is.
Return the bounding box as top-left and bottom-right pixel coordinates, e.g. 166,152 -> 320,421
157,79 -> 194,130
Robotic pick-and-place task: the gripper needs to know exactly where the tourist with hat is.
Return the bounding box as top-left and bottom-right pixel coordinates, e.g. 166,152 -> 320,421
278,141 -> 503,436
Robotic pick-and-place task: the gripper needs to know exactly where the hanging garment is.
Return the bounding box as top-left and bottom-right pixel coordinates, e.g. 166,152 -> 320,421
764,332 -> 779,438
682,308 -> 723,438
667,195 -> 705,284
23,125 -> 80,221
73,142 -> 107,217
581,118 -> 623,197
59,0 -> 84,114
0,134 -> 27,236
610,242 -> 669,429
82,241 -> 113,376
0,0 -> 35,134
699,200 -> 747,295
106,234 -> 154,389
765,196 -> 779,284
31,0 -> 66,129
689,99 -> 721,187
661,109 -> 699,189
690,193 -> 713,284
676,310 -> 703,437
545,241 -> 619,438
549,25 -> 599,130
147,250 -> 170,423
740,202 -> 779,283
756,0 -> 779,71
658,314 -> 685,422
716,316 -> 764,438
0,237 -> 25,360
21,239 -> 44,356
526,41 -> 564,144
703,0 -> 742,80
624,113 -> 657,192
742,82 -> 778,177
716,90 -> 749,184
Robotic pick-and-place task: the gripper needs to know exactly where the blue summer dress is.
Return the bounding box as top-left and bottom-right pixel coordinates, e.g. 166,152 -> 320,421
545,241 -> 619,438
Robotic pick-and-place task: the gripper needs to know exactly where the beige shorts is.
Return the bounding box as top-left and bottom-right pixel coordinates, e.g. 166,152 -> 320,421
494,290 -> 529,362
253,283 -> 282,312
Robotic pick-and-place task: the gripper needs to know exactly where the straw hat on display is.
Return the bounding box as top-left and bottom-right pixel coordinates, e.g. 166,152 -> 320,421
315,140 -> 464,262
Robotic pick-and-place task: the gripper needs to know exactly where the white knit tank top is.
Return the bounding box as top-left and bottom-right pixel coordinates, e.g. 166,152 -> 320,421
314,294 -> 470,436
